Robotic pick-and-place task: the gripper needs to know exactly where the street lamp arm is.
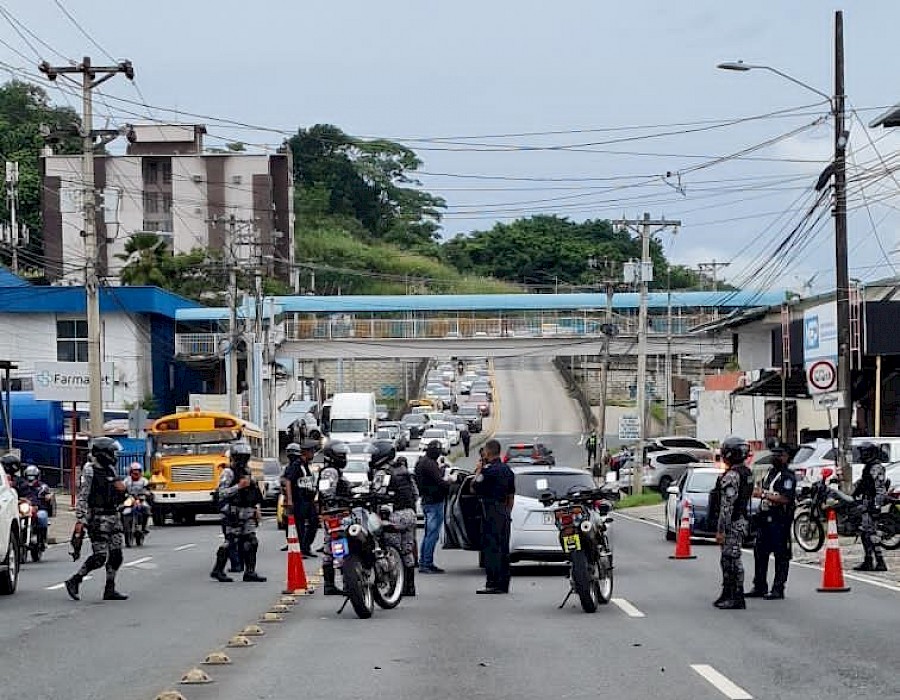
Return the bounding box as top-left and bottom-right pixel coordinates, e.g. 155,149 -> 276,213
717,61 -> 833,105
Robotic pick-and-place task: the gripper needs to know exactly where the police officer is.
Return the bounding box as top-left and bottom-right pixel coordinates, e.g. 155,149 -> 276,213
852,442 -> 888,572
318,440 -> 353,595
472,439 -> 515,594
65,438 -> 129,601
713,436 -> 753,610
210,442 -> 266,583
746,443 -> 796,600
585,430 -> 598,468
282,440 -> 320,557
370,442 -> 419,597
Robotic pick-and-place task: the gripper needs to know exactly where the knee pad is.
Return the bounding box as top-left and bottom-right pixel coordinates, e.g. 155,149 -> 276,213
241,534 -> 258,554
107,548 -> 124,570
84,552 -> 108,570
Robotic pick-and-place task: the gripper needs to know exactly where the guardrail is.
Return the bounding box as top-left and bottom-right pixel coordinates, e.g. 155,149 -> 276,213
175,332 -> 227,356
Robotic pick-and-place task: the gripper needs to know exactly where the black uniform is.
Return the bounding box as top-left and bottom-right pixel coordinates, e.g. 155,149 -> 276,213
473,458 -> 515,593
283,455 -> 318,555
460,427 -> 471,457
749,464 -> 796,598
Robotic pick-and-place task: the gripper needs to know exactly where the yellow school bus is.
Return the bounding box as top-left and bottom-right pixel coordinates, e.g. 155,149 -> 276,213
147,410 -> 264,525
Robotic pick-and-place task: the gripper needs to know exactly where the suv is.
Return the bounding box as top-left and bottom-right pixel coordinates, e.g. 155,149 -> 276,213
649,436 -> 713,462
503,442 -> 555,466
457,405 -> 483,433
620,449 -> 709,493
0,474 -> 21,594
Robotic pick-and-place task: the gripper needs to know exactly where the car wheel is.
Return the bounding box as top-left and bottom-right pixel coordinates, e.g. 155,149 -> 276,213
0,531 -> 20,595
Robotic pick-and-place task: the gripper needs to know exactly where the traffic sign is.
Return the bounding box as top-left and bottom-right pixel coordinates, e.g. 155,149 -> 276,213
813,392 -> 846,411
807,359 -> 837,393
618,414 -> 640,441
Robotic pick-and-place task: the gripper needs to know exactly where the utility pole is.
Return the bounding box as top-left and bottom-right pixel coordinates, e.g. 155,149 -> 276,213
5,162 -> 20,274
614,213 -> 680,496
225,215 -> 240,417
697,260 -> 731,292
832,10 -> 852,492
40,57 -> 134,438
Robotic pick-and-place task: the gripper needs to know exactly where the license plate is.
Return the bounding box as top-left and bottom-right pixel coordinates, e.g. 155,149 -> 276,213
331,537 -> 349,560
542,512 -> 555,525
562,534 -> 582,552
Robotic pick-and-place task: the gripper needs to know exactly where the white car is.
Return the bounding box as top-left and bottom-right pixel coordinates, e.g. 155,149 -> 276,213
791,438 -> 878,485
431,420 -> 460,446
344,442 -> 375,486
418,429 -> 450,455
0,473 -> 21,594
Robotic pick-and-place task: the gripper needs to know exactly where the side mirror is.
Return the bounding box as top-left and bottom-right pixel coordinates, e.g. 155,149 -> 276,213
666,486 -> 679,495
538,491 -> 556,507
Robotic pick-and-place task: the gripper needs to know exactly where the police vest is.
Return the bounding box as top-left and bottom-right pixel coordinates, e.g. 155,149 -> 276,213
388,464 -> 417,510
732,464 -> 753,521
87,464 -> 123,512
229,469 -> 262,509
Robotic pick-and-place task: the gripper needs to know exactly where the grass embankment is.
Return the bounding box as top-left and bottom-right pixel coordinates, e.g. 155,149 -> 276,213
296,227 -> 519,294
615,491 -> 663,509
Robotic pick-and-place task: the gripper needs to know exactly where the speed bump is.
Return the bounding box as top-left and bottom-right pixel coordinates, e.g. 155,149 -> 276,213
203,651 -> 232,665
180,667 -> 213,685
226,635 -> 255,648
154,692 -> 186,700
260,612 -> 285,623
241,624 -> 266,636
279,595 -> 298,605
269,604 -> 291,614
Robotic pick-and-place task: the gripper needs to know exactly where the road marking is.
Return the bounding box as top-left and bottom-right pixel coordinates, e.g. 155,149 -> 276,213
615,511 -> 666,530
611,597 -> 645,617
123,556 -> 152,567
690,664 -> 752,699
174,543 -> 196,551
45,575 -> 92,591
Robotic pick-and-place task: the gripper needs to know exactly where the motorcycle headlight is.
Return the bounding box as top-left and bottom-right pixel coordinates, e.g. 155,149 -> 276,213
18,502 -> 31,516
579,520 -> 593,534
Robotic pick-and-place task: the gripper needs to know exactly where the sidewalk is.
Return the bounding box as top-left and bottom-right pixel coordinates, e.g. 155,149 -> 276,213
48,504 -> 76,545
618,502 -> 900,586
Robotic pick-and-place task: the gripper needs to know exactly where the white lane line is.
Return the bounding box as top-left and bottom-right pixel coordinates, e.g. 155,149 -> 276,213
45,575 -> 92,591
615,511 -> 666,530
691,664 -> 752,700
611,597 -> 646,618
173,543 -> 196,551
123,556 -> 152,567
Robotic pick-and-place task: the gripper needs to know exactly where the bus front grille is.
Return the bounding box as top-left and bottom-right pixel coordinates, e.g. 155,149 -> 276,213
171,464 -> 215,483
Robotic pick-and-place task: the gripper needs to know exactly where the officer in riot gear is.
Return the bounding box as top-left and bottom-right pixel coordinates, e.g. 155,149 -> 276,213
65,438 -> 129,601
853,442 -> 889,572
318,440 -> 353,595
713,436 -> 754,610
282,440 -> 320,557
1,452 -> 21,486
210,442 -> 266,583
746,442 -> 796,599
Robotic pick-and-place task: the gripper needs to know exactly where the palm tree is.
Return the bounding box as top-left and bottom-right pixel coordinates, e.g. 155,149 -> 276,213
117,233 -> 170,287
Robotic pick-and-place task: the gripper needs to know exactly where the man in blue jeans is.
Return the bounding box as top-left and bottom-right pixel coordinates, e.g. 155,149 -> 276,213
415,440 -> 450,574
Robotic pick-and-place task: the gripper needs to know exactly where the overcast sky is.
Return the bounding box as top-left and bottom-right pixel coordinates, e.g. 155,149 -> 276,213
3,1 -> 900,294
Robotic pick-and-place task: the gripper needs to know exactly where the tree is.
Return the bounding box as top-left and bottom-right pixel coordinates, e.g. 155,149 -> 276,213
117,232 -> 171,287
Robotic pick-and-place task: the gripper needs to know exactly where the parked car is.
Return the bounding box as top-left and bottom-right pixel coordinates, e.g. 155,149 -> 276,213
664,466 -> 761,542
261,458 -> 282,507
468,393 -> 491,417
620,450 -> 711,493
503,442 -> 555,466
648,436 -> 713,462
457,405 -> 484,433
400,413 -> 429,440
793,437 -> 896,485
0,468 -> 20,594
418,428 -> 450,455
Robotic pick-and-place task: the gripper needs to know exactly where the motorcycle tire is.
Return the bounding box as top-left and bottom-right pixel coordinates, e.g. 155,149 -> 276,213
29,544 -> 42,563
792,511 -> 825,552
570,550 -> 600,613
880,511 -> 900,551
341,554 -> 374,619
373,545 -> 404,609
135,530 -> 144,547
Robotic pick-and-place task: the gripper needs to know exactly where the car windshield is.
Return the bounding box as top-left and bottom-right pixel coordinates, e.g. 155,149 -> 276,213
401,414 -> 426,424
459,406 -> 478,416
330,418 -> 369,433
422,430 -> 446,439
470,394 -> 488,402
375,430 -> 392,440
686,471 -> 721,493
507,446 -> 535,458
516,472 -> 594,500
344,461 -> 368,473
346,443 -> 373,454
263,461 -> 281,477
791,445 -> 818,464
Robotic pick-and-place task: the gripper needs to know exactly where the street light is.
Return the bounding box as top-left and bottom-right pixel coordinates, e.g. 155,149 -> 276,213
717,11 -> 853,491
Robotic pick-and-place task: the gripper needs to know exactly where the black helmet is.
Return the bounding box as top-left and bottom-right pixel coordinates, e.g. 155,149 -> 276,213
323,440 -> 349,470
857,441 -> 882,465
1,453 -> 21,476
369,440 -> 396,471
230,441 -> 252,468
721,436 -> 750,466
425,440 -> 442,459
285,442 -> 302,457
91,437 -> 122,468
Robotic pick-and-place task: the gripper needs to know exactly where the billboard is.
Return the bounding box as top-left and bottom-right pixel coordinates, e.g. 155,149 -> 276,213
33,362 -> 115,402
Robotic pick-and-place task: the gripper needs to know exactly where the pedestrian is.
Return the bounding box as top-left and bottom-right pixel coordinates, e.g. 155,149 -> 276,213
209,441 -> 266,583
472,439 -> 515,594
852,442 -> 889,572
745,442 -> 796,600
371,444 -> 418,596
317,440 -> 353,595
711,436 -> 754,610
415,440 -> 450,575
585,430 -> 598,468
460,424 -> 471,458
281,440 -> 320,558
65,437 -> 129,601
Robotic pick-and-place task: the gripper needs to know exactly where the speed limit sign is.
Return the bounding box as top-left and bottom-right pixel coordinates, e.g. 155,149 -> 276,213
807,360 -> 837,392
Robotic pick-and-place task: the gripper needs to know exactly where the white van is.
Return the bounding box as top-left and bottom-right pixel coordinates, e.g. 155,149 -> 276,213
327,392 -> 378,443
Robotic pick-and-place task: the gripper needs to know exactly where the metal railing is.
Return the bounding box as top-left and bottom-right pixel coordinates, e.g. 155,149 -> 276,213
175,333 -> 226,356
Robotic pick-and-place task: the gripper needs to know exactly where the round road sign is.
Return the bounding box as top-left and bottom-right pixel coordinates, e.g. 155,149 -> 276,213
808,360 -> 837,391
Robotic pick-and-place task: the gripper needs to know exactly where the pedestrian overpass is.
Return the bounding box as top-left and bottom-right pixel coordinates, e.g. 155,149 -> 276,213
174,291 -> 784,359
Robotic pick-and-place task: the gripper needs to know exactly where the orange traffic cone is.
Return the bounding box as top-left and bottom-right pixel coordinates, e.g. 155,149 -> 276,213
817,508 -> 850,592
670,501 -> 697,560
283,515 -> 309,594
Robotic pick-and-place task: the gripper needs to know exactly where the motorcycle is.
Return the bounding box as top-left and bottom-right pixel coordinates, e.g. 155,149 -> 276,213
121,496 -> 148,548
540,486 -> 616,613
792,477 -> 899,552
319,482 -> 405,619
17,499 -> 47,563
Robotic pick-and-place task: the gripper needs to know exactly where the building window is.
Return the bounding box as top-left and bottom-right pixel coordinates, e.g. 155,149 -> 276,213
142,221 -> 161,232
143,160 -> 158,185
162,161 -> 172,184
143,192 -> 158,213
161,193 -> 172,213
57,319 -> 88,362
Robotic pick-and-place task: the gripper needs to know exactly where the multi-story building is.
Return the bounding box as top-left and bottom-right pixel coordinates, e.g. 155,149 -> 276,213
40,123 -> 295,285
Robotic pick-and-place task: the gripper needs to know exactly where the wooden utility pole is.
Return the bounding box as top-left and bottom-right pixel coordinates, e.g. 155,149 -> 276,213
40,57 -> 134,437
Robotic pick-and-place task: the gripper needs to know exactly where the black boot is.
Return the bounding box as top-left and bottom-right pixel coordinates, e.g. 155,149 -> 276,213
745,586 -> 767,598
873,555 -> 888,572
243,571 -> 267,582
402,566 -> 416,597
103,582 -> 128,601
242,544 -> 266,582
64,574 -> 82,601
853,557 -> 874,571
718,588 -> 746,610
763,588 -> 785,600
712,584 -> 730,607
210,547 -> 233,583
323,564 -> 340,596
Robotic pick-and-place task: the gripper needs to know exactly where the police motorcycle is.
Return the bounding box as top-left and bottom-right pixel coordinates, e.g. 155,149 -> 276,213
318,471 -> 405,619
792,473 -> 899,552
539,485 -> 618,613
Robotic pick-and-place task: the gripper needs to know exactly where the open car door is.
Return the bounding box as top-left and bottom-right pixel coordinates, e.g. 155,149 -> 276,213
443,474 -> 482,551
